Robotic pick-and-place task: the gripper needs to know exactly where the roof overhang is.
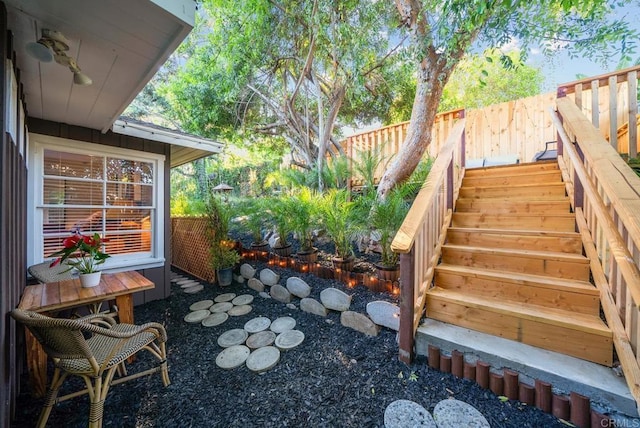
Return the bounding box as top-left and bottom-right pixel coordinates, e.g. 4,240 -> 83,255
113,119 -> 224,168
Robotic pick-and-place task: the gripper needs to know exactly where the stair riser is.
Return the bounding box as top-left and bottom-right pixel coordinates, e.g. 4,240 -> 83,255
459,184 -> 567,199
465,162 -> 559,177
441,249 -> 590,281
451,214 -> 576,232
434,270 -> 599,314
462,172 -> 562,188
426,297 -> 612,365
446,230 -> 583,253
455,199 -> 571,215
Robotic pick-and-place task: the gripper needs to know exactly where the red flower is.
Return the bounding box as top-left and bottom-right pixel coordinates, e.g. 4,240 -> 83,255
48,232 -> 110,274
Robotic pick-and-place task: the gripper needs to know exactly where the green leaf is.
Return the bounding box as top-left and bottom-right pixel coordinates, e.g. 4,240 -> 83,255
498,396 -> 509,402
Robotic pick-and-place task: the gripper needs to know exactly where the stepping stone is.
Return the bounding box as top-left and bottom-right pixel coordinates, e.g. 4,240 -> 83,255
258,291 -> 271,299
300,298 -> 328,317
341,311 -> 380,336
320,288 -> 352,311
248,278 -> 265,292
275,330 -> 305,350
286,277 -> 311,298
177,279 -> 196,285
202,312 -> 229,327
183,284 -> 204,294
433,399 -> 490,428
366,301 -> 400,331
384,400 -> 435,428
259,268 -> 280,286
228,304 -> 252,316
232,294 -> 254,306
270,284 -> 291,303
215,345 -> 251,369
246,346 -> 280,372
246,330 -> 276,349
240,263 -> 256,279
210,302 -> 234,313
244,316 -> 272,333
184,310 -> 210,323
217,329 -> 249,348
215,293 -> 237,303
270,316 -> 296,333
170,276 -> 185,283
180,281 -> 200,288
189,300 -> 214,311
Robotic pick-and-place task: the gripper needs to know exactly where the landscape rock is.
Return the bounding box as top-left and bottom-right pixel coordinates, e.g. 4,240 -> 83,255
300,298 -> 328,317
269,284 -> 291,303
340,311 -> 380,336
286,303 -> 297,310
432,399 -> 490,428
320,288 -> 352,311
259,268 -> 280,286
286,277 -> 311,298
247,278 -> 264,292
258,291 -> 271,299
366,301 -> 400,331
233,274 -> 245,284
240,264 -> 256,279
384,399 -> 435,428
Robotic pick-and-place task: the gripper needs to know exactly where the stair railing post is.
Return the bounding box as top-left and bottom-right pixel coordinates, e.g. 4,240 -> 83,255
556,87 -> 567,157
459,109 -> 466,168
398,249 -> 416,364
574,143 -> 584,211
447,158 -> 454,210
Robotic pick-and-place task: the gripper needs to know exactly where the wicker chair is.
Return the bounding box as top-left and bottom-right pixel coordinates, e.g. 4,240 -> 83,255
27,261 -> 77,283
11,309 -> 170,428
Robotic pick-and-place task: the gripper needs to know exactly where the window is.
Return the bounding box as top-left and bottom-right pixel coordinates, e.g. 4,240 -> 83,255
28,134 -> 165,270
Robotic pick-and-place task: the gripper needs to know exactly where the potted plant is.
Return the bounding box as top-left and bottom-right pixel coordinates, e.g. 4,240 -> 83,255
318,189 -> 362,271
268,196 -> 294,257
369,189 -> 409,281
49,232 -> 110,287
206,196 -> 240,286
290,188 -> 319,262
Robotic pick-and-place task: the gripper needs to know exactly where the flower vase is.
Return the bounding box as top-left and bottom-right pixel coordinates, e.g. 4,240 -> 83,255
79,271 -> 102,288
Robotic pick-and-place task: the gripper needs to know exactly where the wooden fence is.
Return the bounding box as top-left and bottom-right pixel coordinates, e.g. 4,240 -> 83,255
391,119 -> 466,363
551,95 -> 640,409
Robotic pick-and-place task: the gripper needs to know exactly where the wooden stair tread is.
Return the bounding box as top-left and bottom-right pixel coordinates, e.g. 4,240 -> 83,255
462,170 -> 562,186
464,161 -> 558,176
427,287 -> 610,336
435,263 -> 598,294
455,198 -> 571,212
447,227 -> 580,238
460,182 -> 566,192
442,244 -> 589,263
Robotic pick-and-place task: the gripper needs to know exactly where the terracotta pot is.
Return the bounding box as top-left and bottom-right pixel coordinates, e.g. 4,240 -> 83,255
375,263 -> 400,282
79,271 -> 101,288
271,244 -> 293,257
296,248 -> 318,263
332,256 -> 354,272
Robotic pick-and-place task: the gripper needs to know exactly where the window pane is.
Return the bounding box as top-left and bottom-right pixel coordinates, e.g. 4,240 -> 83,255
44,150 -> 103,179
104,212 -> 152,254
106,183 -> 153,206
107,158 -> 153,183
44,178 -> 103,205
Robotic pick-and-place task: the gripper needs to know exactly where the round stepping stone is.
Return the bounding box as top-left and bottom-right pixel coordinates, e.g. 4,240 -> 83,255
210,302 -> 234,313
170,276 -> 185,283
228,304 -> 252,316
232,294 -> 254,306
275,329 -> 304,350
177,279 -> 196,285
246,346 -> 280,372
384,399 -> 435,428
202,312 -> 229,327
180,280 -> 200,288
215,345 -> 250,369
215,293 -> 236,303
244,316 -> 272,333
246,330 -> 276,349
432,399 -> 490,428
190,300 -> 214,311
183,284 -> 204,294
217,329 -> 249,348
270,316 -> 296,333
184,309 -> 210,323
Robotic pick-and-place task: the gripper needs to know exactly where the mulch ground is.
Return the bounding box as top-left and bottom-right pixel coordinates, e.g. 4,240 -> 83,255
12,237 -> 568,427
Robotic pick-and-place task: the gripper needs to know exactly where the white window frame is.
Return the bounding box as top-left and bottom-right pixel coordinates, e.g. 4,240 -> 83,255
27,133 -> 166,272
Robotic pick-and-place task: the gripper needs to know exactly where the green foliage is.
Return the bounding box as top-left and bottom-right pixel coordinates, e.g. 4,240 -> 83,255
318,189 -> 364,259
267,196 -> 296,248
236,199 -> 268,244
205,196 -> 240,269
369,189 -> 410,267
289,188 -> 320,252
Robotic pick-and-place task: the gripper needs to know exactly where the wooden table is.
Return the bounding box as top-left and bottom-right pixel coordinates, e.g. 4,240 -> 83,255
18,271 -> 154,397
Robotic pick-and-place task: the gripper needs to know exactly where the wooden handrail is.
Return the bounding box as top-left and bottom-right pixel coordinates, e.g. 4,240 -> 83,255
559,64 -> 640,95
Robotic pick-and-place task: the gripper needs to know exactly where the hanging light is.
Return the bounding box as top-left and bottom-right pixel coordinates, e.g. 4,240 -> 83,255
26,29 -> 92,86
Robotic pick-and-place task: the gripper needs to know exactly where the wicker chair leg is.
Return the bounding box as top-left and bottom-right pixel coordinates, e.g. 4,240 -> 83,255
159,342 -> 170,387
37,369 -> 68,428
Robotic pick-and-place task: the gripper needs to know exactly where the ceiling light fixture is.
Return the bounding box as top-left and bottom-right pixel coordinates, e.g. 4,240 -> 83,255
26,29 -> 92,86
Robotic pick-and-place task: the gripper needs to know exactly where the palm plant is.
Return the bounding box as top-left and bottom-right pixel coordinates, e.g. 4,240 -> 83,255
318,189 -> 363,261
205,196 -> 240,285
237,199 -> 268,246
369,189 -> 410,268
289,188 -> 319,253
268,196 -> 295,251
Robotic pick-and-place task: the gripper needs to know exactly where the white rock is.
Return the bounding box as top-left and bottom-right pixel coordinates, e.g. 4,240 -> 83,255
286,303 -> 297,310
247,278 -> 264,292
320,288 -> 352,312
384,400 -> 435,428
259,268 -> 280,286
340,311 -> 380,336
234,274 -> 245,284
300,298 -> 328,317
258,291 -> 271,299
366,301 -> 400,331
286,277 -> 311,298
240,263 -> 256,279
432,399 -> 490,428
270,284 -> 291,303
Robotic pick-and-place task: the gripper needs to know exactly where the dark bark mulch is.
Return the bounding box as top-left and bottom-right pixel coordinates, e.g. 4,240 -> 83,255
12,255 -> 567,428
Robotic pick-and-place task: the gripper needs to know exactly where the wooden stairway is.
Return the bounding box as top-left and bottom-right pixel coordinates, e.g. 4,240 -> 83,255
426,161 -> 613,366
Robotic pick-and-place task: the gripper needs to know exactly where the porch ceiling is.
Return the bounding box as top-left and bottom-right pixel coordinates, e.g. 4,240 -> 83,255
5,0 -> 194,133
